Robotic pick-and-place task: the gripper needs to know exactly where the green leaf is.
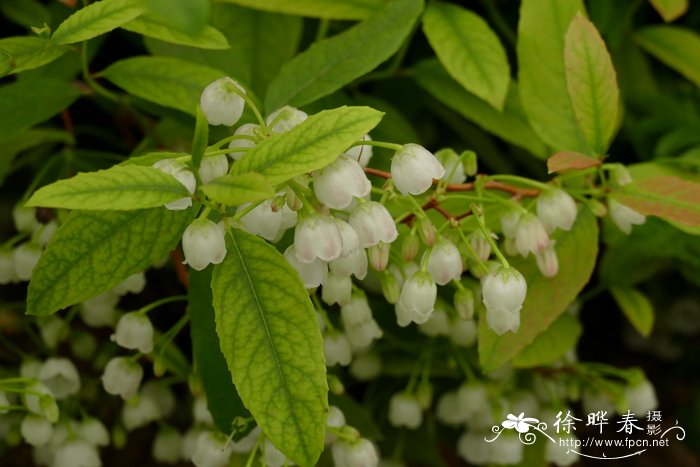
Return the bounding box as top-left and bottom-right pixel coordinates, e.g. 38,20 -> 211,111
564,14 -> 619,156
547,151 -> 601,173
201,173 -> 274,206
412,59 -> 548,158
121,151 -> 188,166
423,2 -> 509,110
478,209 -> 598,371
101,56 -> 224,115
121,17 -> 229,49
610,286 -> 655,336
51,0 -> 147,45
649,0 -> 688,22
212,228 -> 327,466
512,313 -> 582,368
25,165 -> 190,210
191,107 -> 208,169
216,0 -> 382,20
611,175 -> 700,227
144,0 -> 210,35
0,36 -> 68,77
231,106 -> 383,185
27,208 -> 195,316
0,77 -> 80,141
264,0 -> 423,112
189,268 -> 251,436
635,26 -> 700,88
518,0 -> 588,152
0,129 -> 72,186
0,0 -> 51,29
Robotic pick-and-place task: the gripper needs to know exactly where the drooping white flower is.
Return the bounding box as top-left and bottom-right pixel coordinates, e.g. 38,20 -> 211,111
546,434 -> 579,466
395,271 -> 437,327
13,242 -> 42,281
322,273 -> 353,306
449,319 -> 477,347
435,148 -> 466,184
490,434 -> 524,464
349,350 -> 381,381
111,312 -> 154,353
228,123 -> 259,160
79,291 -> 119,328
23,382 -> 58,422
515,213 -> 550,257
345,134 -> 373,167
348,201 -> 398,247
112,272 -> 146,296
418,305 -> 451,337
141,381 -> 176,419
294,214 -> 343,263
469,231 -> 492,262
266,106 -> 308,133
191,431 -> 232,467
437,391 -> 466,426
537,188 -> 578,233
230,426 -> 261,454
13,205 -> 37,233
78,417 -> 110,447
193,396 -> 214,426
426,238 -> 463,285
457,431 -> 492,465
0,249 -> 17,284
481,266 -> 527,335
324,332 -> 352,367
38,358 -> 80,400
454,288 -> 475,320
101,357 -> 143,400
314,155 -> 371,210
153,159 -> 196,210
38,316 -> 68,350
388,392 -> 423,429
624,379 -> 658,415
334,219 -> 360,257
198,155 -> 228,184
264,439 -> 290,467
153,427 -> 183,464
340,295 -> 383,350
332,438 -> 379,467
608,199 -> 646,235
325,405 -> 346,444
238,199 -> 297,242
122,393 -> 161,430
330,248 -> 368,280
182,218 -> 227,271
284,246 -> 327,288
53,439 -> 101,467
535,241 -> 559,278
500,209 -> 521,238
21,414 -> 53,446
456,383 -> 491,422
200,77 -> 246,126
391,144 -> 445,196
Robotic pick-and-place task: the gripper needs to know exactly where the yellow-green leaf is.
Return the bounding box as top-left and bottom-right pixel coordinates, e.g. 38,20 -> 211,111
201,173 -> 273,206
610,286 -> 655,336
0,36 -> 68,77
216,0 -> 382,20
121,17 -> 229,49
51,0 -> 147,45
512,314 -> 582,368
635,26 -> 700,87
649,0 -> 688,22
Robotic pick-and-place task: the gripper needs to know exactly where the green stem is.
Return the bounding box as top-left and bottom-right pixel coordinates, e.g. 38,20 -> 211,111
316,19 -> 330,41
472,207 -> 509,268
228,86 -> 267,133
451,345 -> 476,381
82,43 -> 120,102
487,174 -> 551,192
455,227 -> 489,275
211,134 -> 257,150
349,140 -> 402,152
138,295 -> 187,315
244,433 -> 263,467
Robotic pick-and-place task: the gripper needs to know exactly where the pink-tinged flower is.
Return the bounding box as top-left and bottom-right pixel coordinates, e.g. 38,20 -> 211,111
608,199 -> 645,234
314,155 -> 371,210
391,144 -> 445,195
348,201 -> 398,247
501,412 -> 540,433
515,213 -> 550,257
294,214 -> 343,263
537,188 -> 578,234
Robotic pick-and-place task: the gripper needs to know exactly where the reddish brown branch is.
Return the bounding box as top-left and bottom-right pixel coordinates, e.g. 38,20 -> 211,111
170,250 -> 189,290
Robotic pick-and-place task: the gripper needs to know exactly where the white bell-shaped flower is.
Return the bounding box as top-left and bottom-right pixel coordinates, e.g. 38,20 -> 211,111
13,242 -> 41,281
537,188 -> 578,233
264,439 -> 290,467
514,212 -> 550,257
624,379 -> 658,415
23,382 -> 58,422
284,246 -> 327,288
230,426 -> 261,454
449,319 -> 477,347
608,199 -> 646,234
0,250 -> 17,284
153,159 -> 196,210
39,316 -> 68,350
21,414 -> 53,446
435,148 -> 466,184
13,206 -> 38,232
142,381 -> 176,418
78,417 -> 110,447
122,393 -> 161,430
198,155 -> 228,184
349,350 -> 381,381
456,383 -> 491,421
418,305 -> 451,337
111,312 -> 154,353
322,273 -> 353,306
324,332 -> 352,367
79,291 -> 118,327
102,357 -> 143,400
266,106 -> 308,133
153,427 -> 183,464
395,271 -> 437,327
437,391 -> 466,425
238,199 -> 297,242
388,392 -> 423,429
334,219 -> 360,257
112,272 -> 146,296
391,144 -> 445,196
486,306 -> 521,336
228,123 -> 259,160
200,77 -> 245,126
535,241 -> 559,278
191,431 -> 232,467
348,201 -> 398,247
314,155 -> 371,210
340,295 -> 383,350
182,218 -> 227,271
325,405 -> 346,444
294,214 -> 343,263
481,266 -> 527,335
345,134 -> 373,167
469,232 -> 492,262
193,396 -> 214,426
182,428 -> 205,461
426,238 -> 462,285
330,248 -> 368,279
331,438 -> 379,467
457,431 -> 492,465
38,357 -> 80,400
53,439 -> 101,467
499,209 -> 521,238
490,434 -> 524,464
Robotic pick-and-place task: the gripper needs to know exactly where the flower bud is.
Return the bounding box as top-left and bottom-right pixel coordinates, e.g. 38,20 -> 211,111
401,235 -> 419,262
13,242 -> 42,281
322,273 -> 352,306
454,288 -> 475,320
329,248 -> 367,280
314,155 -> 371,210
53,439 -> 101,467
21,414 -> 53,446
462,150 -> 478,177
295,214 -> 343,263
435,148 -> 466,184
102,357 -> 143,400
153,159 -> 196,210
481,266 -> 527,335
153,427 -> 183,464
349,350 -> 381,381
23,382 -> 58,422
111,312 -> 154,353
426,238 -> 463,285
418,304 -> 450,337
368,242 -> 390,271
588,199 -> 608,217
182,218 -> 227,271
348,201 -> 398,247
334,219 -> 360,257
324,332 -> 352,367
388,392 -> 423,429
537,188 -> 578,233
396,271 -> 437,327
38,357 -> 80,399
328,374 -> 345,395
380,272 -> 401,304
515,212 -> 550,257
198,155 -> 228,184
266,106 -> 308,133
449,319 -> 477,347
535,241 -> 559,278
416,217 -> 437,246
391,144 -> 445,195
228,123 -> 259,160
200,77 -> 245,126
340,295 -> 383,351
191,431 -> 232,467
78,417 -> 110,447
609,163 -> 633,187
345,134 -> 373,167
332,438 -> 379,467
193,396 -> 214,426
608,199 -> 645,234
284,246 -> 328,288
